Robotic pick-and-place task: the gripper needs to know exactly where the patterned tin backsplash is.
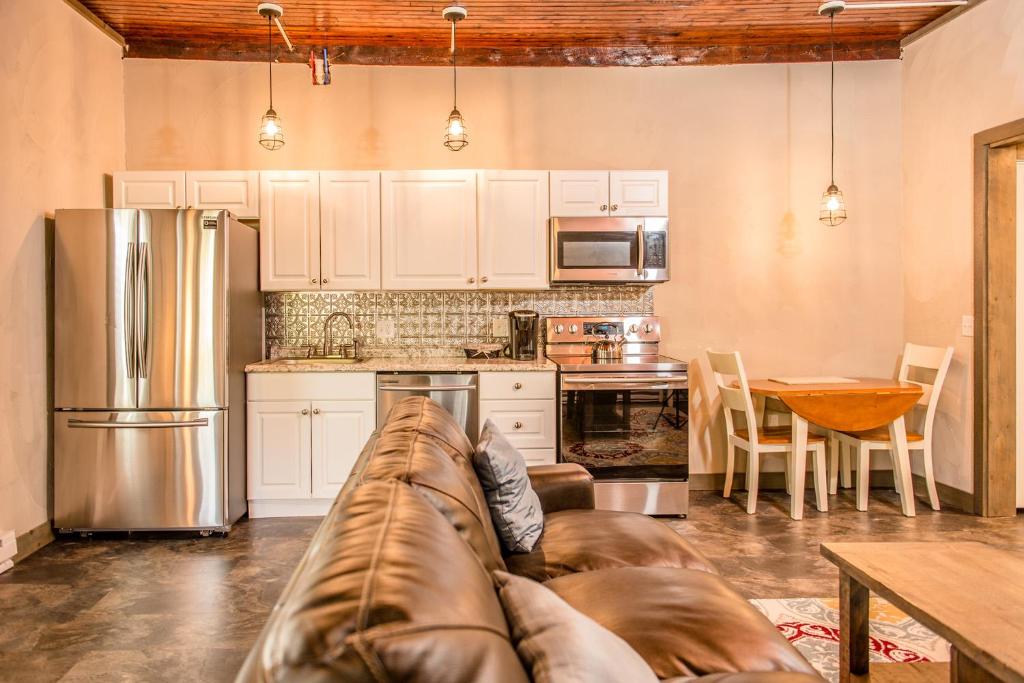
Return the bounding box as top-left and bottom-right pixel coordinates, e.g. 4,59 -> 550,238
263,286 -> 654,358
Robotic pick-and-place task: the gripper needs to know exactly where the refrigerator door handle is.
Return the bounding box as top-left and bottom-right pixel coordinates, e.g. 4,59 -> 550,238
136,242 -> 150,379
123,243 -> 137,379
67,417 -> 210,429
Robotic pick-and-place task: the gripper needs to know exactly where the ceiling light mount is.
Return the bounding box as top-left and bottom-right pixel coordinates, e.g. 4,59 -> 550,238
818,1 -> 846,16
256,2 -> 282,19
442,5 -> 468,23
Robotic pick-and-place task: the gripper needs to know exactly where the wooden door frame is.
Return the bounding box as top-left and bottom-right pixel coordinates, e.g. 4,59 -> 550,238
973,117 -> 1024,517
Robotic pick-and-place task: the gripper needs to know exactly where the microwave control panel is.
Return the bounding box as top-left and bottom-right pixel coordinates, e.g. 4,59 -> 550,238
643,232 -> 667,269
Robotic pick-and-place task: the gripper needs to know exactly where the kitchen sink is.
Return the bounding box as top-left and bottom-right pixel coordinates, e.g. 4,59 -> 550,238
272,357 -> 363,365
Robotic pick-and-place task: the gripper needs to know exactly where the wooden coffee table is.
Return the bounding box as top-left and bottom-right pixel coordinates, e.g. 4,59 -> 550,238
821,542 -> 1024,683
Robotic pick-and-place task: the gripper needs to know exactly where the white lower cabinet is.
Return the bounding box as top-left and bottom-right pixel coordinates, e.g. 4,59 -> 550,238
247,373 -> 375,517
479,372 -> 557,465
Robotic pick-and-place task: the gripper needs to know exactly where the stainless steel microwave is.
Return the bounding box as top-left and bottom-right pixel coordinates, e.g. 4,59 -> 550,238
550,216 -> 669,284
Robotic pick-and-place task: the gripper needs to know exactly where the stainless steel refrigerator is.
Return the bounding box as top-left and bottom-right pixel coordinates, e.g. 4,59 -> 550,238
53,209 -> 260,533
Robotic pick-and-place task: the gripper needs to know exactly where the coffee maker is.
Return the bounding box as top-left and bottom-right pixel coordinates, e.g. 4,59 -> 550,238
507,310 -> 539,360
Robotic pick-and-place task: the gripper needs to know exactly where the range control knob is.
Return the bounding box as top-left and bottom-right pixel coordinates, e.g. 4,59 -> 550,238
644,324 -> 655,334
568,324 -> 579,334
554,324 -> 565,334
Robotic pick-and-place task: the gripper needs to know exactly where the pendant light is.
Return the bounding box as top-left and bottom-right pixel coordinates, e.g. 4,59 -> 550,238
818,2 -> 846,226
442,4 -> 469,152
257,3 -> 285,151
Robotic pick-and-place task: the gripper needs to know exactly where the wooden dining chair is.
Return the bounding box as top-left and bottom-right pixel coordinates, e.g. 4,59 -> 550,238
708,350 -> 829,515
832,343 -> 954,511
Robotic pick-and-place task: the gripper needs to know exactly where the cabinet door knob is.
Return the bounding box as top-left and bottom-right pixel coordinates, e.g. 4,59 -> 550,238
513,382 -> 522,390
610,203 -> 619,211
312,408 -> 320,415
513,421 -> 523,430
481,276 -> 489,283
301,408 -> 310,415
600,204 -> 609,212
468,277 -> 476,284
310,278 -> 317,284
321,278 -> 328,284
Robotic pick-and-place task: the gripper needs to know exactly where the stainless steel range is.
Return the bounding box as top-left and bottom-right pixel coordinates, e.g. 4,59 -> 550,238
545,316 -> 688,516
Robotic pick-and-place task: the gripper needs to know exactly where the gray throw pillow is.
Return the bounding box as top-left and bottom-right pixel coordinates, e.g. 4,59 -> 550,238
493,570 -> 659,683
473,419 -> 544,553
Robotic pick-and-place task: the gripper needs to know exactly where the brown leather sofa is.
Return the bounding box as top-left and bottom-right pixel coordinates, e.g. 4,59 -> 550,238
237,397 -> 822,682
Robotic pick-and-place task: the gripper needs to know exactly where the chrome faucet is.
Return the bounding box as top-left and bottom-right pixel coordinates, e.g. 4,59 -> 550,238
323,312 -> 359,358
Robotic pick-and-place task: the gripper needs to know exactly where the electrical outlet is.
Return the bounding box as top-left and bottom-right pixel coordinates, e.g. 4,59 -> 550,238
961,315 -> 974,338
377,317 -> 397,339
491,316 -> 509,337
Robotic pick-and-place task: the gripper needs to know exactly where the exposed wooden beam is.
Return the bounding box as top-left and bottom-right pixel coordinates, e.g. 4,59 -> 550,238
125,40 -> 903,67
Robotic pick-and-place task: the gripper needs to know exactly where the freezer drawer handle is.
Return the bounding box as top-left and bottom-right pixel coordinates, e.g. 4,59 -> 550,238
67,418 -> 210,429
377,386 -> 475,393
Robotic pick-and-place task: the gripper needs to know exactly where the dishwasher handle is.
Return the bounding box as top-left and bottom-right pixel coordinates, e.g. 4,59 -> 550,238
378,385 -> 477,393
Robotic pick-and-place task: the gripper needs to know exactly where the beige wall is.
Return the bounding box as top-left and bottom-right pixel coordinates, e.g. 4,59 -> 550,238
124,58 -> 904,477
1,0 -> 125,537
902,0 -> 1024,494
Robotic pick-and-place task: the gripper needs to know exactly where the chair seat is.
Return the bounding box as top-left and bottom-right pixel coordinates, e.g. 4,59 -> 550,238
841,426 -> 924,443
734,427 -> 827,445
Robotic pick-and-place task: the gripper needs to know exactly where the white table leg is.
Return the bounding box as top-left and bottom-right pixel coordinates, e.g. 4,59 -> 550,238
887,416 -> 916,517
790,414 -> 808,520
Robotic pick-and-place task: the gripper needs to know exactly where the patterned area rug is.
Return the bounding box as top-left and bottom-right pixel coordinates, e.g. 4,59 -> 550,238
750,598 -> 950,682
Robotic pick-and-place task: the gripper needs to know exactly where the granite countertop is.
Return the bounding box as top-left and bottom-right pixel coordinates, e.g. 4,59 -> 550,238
245,356 -> 557,373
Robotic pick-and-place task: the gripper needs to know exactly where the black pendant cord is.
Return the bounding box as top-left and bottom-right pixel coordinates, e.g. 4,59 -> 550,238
830,14 -> 835,186
267,17 -> 274,110
452,21 -> 458,110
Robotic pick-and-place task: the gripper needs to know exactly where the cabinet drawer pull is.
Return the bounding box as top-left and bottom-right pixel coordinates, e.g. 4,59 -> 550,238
301,408 -> 310,415
513,382 -> 523,390
514,421 -> 523,430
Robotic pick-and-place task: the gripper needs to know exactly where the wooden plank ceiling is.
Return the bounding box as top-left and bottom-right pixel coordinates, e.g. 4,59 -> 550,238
77,0 -> 959,66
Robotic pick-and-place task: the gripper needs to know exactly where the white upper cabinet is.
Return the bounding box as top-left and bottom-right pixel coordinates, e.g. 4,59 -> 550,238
381,170 -> 478,290
610,171 -> 669,216
478,171 -> 550,290
551,170 -> 669,217
185,171 -> 260,218
320,172 -> 381,291
549,171 -> 610,217
260,171 -> 321,291
113,171 -> 186,209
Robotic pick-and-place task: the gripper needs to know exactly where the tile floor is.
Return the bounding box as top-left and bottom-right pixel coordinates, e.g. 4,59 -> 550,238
1,490 -> 1021,681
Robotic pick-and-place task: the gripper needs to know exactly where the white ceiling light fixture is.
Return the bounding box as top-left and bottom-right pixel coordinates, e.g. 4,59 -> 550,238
818,1 -> 846,227
817,0 -> 968,14
257,3 -> 286,150
442,4 -> 469,152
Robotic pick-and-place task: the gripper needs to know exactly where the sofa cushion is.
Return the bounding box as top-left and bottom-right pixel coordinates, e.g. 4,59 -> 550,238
504,508 -> 717,581
493,570 -> 658,683
359,397 -> 507,572
474,420 -> 544,553
545,567 -> 819,679
258,479 -> 528,683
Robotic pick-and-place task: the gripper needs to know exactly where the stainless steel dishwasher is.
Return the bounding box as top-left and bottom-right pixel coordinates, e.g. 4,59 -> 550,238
376,373 -> 479,443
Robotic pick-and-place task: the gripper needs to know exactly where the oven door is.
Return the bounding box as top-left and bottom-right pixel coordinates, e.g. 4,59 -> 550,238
550,217 -> 668,283
558,373 -> 688,480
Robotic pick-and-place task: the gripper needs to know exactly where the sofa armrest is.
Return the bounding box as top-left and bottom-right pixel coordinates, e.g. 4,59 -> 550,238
527,463 -> 594,514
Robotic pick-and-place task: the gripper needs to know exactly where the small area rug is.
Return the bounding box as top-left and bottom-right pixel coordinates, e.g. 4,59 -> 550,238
750,597 -> 949,682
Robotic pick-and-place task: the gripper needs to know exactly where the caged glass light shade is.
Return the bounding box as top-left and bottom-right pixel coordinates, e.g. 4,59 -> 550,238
819,184 -> 847,226
259,108 -> 285,150
443,108 -> 468,151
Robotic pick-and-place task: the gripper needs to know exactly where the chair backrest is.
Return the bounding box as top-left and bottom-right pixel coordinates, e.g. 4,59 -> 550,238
897,343 -> 954,440
706,350 -> 760,446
